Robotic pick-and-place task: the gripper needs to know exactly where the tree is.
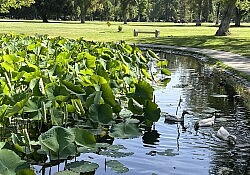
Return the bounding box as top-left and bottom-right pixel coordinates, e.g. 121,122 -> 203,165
0,0 -> 34,13
215,0 -> 237,36
235,0 -> 250,26
120,0 -> 137,24
195,0 -> 203,26
75,0 -> 99,23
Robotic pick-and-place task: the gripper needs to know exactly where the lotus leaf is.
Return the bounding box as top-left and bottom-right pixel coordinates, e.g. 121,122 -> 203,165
0,142 -> 5,149
66,160 -> 99,174
101,83 -> 115,107
128,98 -> 143,115
144,100 -> 161,122
133,81 -> 154,105
161,68 -> 171,76
70,128 -> 96,147
106,160 -> 129,173
61,80 -> 85,95
89,104 -> 113,124
54,170 -> 79,175
109,121 -> 142,139
0,149 -> 26,175
38,126 -> 75,159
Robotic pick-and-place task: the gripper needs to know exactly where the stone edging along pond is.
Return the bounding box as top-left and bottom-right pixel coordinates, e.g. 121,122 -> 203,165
135,43 -> 250,110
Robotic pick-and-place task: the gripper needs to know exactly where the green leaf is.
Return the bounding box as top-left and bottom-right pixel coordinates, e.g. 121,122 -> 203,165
156,60 -> 168,67
101,83 -> 115,107
66,161 -> 99,174
100,150 -> 133,158
109,121 -> 142,139
56,52 -> 70,65
16,168 -> 35,175
89,104 -> 113,124
6,98 -> 28,117
161,78 -> 171,86
0,142 -> 5,149
161,68 -> 171,76
54,170 -> 79,175
147,50 -> 159,60
106,160 -> 129,173
38,126 -> 75,156
156,149 -> 179,156
23,100 -> 39,113
0,149 -> 26,175
70,128 -> 96,147
61,80 -> 85,94
144,101 -> 160,122
133,81 -> 154,105
85,53 -> 96,68
128,98 -> 143,115
141,68 -> 152,80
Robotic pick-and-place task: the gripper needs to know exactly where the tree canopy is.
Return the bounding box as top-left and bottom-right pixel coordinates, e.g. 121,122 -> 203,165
2,0 -> 250,35
0,0 -> 34,13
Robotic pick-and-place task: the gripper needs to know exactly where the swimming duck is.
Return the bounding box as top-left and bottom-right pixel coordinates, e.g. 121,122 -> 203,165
194,113 -> 215,130
216,126 -> 236,145
162,110 -> 190,123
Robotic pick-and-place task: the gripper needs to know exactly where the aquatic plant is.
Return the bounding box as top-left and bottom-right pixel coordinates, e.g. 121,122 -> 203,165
0,33 -> 171,173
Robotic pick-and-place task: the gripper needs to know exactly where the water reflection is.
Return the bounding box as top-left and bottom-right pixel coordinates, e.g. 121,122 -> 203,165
36,53 -> 250,175
154,53 -> 250,175
142,129 -> 160,147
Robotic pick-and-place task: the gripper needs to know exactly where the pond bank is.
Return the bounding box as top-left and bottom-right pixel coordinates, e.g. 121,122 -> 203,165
136,43 -> 250,110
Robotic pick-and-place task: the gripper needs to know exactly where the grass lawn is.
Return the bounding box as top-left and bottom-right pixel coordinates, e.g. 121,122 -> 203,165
1,19 -> 250,58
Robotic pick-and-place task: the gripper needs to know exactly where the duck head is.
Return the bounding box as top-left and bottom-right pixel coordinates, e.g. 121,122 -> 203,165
227,135 -> 237,145
181,110 -> 190,117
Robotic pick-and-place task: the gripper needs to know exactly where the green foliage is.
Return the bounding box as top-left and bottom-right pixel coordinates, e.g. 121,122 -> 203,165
0,34 -> 169,172
0,0 -> 34,13
106,160 -> 129,173
0,149 -> 26,175
65,160 -> 99,174
38,126 -> 75,160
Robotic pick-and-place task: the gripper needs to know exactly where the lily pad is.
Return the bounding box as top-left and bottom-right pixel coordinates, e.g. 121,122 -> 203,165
54,170 -> 79,175
106,160 -> 129,173
100,150 -> 133,158
66,161 -> 99,173
157,149 -> 179,156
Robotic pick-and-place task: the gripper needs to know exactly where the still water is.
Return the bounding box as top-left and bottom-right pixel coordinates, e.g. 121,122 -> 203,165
38,54 -> 250,175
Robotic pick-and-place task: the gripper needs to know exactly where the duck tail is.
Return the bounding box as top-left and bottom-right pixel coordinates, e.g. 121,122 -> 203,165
194,121 -> 199,131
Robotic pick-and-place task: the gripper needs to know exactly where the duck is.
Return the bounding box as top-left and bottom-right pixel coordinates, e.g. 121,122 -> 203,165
162,110 -> 190,123
194,113 -> 216,130
216,126 -> 236,145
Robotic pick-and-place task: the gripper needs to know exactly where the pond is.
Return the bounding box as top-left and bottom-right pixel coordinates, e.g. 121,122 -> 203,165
36,53 -> 250,175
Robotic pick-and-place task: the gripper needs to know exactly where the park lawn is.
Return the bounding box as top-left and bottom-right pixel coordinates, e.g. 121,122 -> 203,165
1,19 -> 250,57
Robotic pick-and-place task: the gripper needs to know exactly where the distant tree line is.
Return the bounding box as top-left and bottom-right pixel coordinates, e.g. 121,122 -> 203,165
0,0 -> 249,35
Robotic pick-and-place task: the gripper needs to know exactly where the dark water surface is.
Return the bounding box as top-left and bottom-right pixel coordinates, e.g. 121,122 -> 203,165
37,54 -> 250,175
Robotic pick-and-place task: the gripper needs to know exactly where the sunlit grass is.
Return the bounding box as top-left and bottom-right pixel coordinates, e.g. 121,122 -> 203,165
1,20 -> 250,57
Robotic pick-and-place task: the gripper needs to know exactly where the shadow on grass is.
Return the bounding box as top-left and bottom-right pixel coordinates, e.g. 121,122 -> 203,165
128,23 -> 219,28
133,35 -> 250,58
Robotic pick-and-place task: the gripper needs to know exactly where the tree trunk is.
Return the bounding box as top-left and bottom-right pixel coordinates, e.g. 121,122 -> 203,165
80,6 -> 86,23
123,8 -> 128,24
215,0 -> 237,36
215,3 -> 220,25
196,0 -> 202,26
42,14 -> 48,23
235,7 -> 241,27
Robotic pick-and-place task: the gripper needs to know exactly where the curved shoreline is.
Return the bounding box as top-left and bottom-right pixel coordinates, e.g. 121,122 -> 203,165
136,43 -> 250,109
